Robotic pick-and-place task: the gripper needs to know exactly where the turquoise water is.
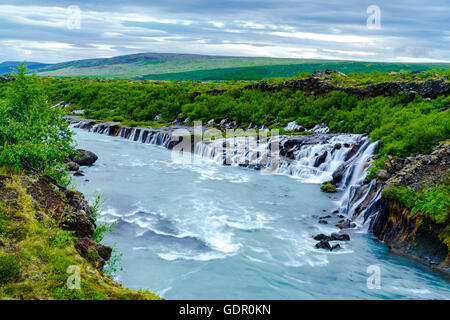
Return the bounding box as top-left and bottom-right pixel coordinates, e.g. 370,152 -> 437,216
72,128 -> 450,299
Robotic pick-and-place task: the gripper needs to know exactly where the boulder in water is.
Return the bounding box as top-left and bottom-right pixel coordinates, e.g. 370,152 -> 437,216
71,149 -> 98,166
331,233 -> 350,241
67,161 -> 80,171
320,184 -> 337,193
315,240 -> 331,250
336,219 -> 356,229
331,243 -> 341,251
314,151 -> 328,167
331,163 -> 346,184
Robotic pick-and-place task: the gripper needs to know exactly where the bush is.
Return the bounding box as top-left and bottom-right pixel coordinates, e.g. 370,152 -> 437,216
0,64 -> 74,185
366,156 -> 387,180
382,185 -> 450,223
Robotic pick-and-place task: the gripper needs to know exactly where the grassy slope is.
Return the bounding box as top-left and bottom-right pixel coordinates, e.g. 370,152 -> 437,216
0,168 -> 161,300
10,52 -> 449,80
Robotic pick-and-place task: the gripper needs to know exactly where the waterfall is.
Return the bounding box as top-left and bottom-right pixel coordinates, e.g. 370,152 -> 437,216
69,119 -> 173,148
69,118 -> 383,229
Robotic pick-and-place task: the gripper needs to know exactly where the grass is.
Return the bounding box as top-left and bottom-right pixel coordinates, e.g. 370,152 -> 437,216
0,167 -> 161,300
5,52 -> 448,80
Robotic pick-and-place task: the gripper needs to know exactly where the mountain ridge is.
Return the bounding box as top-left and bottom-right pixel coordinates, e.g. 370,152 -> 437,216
1,52 -> 450,80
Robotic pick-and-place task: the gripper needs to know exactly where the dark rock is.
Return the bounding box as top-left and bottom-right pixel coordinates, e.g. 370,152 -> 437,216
336,219 -> 356,229
73,171 -> 84,176
331,163 -> 346,184
331,244 -> 341,251
318,220 -> 328,224
372,197 -> 449,274
313,234 -> 331,241
74,237 -> 112,269
67,161 -> 80,171
315,240 -> 331,250
26,175 -> 95,239
331,233 -> 350,241
345,142 -> 363,161
314,151 -> 328,167
334,143 -> 342,150
71,149 -> 98,166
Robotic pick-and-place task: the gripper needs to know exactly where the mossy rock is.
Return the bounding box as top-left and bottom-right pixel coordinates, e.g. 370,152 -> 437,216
320,184 -> 338,193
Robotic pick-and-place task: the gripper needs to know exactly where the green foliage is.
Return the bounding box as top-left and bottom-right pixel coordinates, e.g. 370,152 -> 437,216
103,247 -> 123,277
22,72 -> 447,159
367,156 -> 387,180
382,185 -> 450,223
90,193 -> 114,243
320,184 -> 337,193
0,64 -> 74,185
0,253 -> 20,284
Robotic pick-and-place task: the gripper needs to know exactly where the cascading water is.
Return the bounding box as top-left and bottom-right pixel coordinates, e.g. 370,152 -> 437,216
70,118 -> 383,228
70,119 -> 173,149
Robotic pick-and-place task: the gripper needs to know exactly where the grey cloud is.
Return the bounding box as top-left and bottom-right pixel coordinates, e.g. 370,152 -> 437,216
0,0 -> 448,63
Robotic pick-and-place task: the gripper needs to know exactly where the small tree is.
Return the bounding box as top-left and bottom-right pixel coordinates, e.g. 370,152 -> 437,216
0,63 -> 74,184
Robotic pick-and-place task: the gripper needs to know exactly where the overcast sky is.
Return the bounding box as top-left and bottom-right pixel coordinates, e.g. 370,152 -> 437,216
0,0 -> 449,63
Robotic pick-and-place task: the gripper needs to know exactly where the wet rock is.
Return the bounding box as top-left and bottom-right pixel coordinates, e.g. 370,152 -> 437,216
331,163 -> 346,184
315,240 -> 331,250
320,184 -> 337,193
67,161 -> 80,171
331,244 -> 341,251
345,142 -> 363,161
314,151 -> 328,167
73,171 -> 84,176
318,220 -> 328,224
336,219 -> 356,229
313,234 -> 331,241
331,233 -> 350,241
71,149 -> 98,166
334,143 -> 342,150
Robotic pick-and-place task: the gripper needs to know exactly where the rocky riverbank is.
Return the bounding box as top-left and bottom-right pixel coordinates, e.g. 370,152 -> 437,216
0,168 -> 161,299
348,141 -> 450,274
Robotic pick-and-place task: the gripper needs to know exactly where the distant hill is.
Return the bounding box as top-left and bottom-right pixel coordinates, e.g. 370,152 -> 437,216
1,53 -> 449,80
0,61 -> 49,75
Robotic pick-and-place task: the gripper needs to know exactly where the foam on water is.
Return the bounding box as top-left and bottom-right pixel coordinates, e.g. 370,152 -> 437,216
71,127 -> 450,300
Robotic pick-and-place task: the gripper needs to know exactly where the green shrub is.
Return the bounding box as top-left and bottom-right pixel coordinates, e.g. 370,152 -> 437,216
366,156 -> 387,180
382,185 -> 450,223
0,253 -> 20,284
0,64 -> 74,185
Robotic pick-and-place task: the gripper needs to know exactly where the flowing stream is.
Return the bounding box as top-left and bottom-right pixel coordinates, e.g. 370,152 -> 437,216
72,127 -> 450,299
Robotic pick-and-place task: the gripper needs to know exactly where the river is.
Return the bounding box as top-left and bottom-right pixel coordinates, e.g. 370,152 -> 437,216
72,127 -> 450,299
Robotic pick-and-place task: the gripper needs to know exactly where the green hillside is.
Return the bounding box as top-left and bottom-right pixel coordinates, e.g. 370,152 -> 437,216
2,52 -> 448,80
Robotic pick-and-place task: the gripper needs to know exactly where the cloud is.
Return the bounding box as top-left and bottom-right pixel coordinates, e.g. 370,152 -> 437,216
0,1 -> 448,63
